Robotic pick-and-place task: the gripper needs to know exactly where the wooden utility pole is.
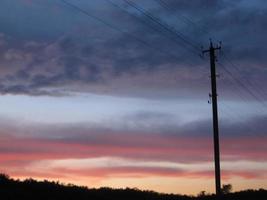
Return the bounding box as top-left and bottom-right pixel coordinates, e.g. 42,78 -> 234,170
203,41 -> 222,196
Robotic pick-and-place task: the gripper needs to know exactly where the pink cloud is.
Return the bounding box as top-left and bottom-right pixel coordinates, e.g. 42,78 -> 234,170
0,134 -> 266,164
0,130 -> 266,184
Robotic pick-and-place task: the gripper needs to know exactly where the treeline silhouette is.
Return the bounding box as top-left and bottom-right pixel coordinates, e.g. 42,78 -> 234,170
0,174 -> 266,200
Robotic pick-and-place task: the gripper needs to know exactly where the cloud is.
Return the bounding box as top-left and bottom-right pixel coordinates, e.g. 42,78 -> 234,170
0,114 -> 266,165
0,0 -> 265,98
0,113 -> 266,186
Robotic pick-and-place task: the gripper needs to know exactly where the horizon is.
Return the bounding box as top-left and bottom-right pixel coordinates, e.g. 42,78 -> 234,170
0,0 -> 266,195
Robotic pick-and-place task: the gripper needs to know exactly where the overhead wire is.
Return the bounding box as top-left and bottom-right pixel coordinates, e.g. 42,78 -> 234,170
122,0 -> 202,56
119,0 -> 266,136
60,0 -> 187,63
154,0 -> 211,37
221,51 -> 267,102
217,63 -> 267,138
151,0 -> 267,140
107,0 -> 263,127
60,0 -> 266,138
218,62 -> 267,108
217,54 -> 267,138
103,0 -> 203,71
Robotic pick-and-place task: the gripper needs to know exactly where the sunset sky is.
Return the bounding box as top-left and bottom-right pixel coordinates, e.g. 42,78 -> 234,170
0,0 -> 266,195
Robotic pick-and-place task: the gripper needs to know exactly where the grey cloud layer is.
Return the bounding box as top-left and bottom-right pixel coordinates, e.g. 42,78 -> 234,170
0,110 -> 266,140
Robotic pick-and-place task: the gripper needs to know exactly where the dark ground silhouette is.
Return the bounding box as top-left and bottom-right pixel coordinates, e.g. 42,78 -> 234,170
0,174 -> 266,200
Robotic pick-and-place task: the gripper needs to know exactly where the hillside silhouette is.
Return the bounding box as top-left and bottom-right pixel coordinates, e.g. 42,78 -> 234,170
0,174 -> 266,200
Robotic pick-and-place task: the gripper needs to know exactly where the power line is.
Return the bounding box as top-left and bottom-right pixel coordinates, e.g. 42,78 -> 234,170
218,62 -> 267,108
154,0 -> 210,37
60,0 -> 185,62
217,64 -> 262,109
154,0 -> 224,46
104,0 -> 192,53
122,0 -> 201,55
61,0 -> 266,111
217,59 -> 267,135
217,62 -> 267,131
61,0 -> 265,137
221,52 -> 267,102
103,0 -> 203,69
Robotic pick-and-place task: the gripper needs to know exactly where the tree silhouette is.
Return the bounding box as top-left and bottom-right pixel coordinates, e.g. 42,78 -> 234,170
222,184 -> 233,194
0,173 -> 266,200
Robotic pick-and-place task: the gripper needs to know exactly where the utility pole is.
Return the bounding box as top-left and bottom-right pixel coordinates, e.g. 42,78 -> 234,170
203,41 -> 222,196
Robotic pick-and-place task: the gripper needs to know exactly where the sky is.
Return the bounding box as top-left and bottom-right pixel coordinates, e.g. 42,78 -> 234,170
0,0 -> 267,195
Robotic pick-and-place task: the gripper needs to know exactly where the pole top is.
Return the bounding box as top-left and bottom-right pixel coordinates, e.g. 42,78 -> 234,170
202,40 -> 222,54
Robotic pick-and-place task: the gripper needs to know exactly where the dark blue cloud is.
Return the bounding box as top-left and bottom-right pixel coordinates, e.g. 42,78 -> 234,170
0,0 -> 266,97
